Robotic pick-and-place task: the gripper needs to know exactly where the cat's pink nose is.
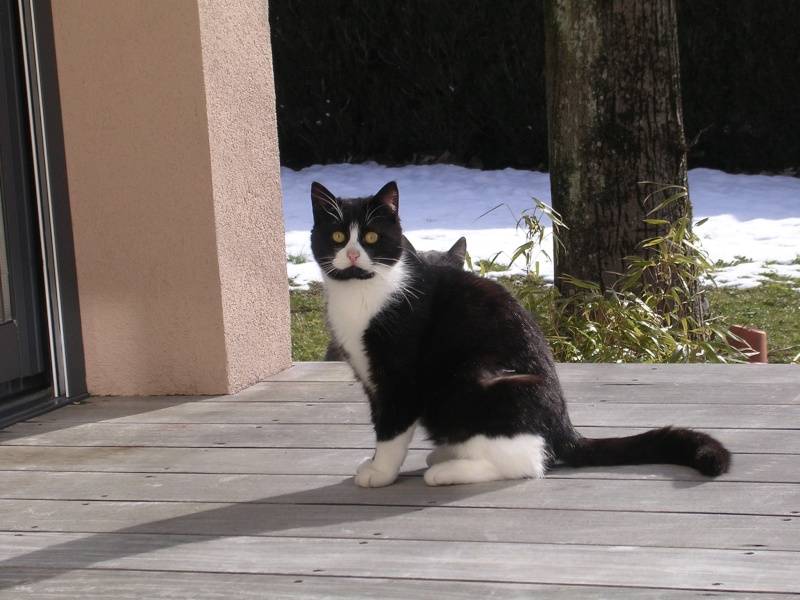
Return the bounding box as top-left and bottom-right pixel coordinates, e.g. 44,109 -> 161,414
347,249 -> 360,265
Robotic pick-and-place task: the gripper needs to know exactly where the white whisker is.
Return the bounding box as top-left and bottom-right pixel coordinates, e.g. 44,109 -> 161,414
312,184 -> 345,223
370,265 -> 421,311
320,199 -> 344,223
365,204 -> 382,226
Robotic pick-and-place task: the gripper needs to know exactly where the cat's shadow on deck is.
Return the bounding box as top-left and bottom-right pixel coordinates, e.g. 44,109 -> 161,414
0,475 -> 519,590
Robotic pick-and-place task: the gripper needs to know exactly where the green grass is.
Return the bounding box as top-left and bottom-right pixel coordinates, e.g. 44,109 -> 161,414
289,281 -> 330,361
290,276 -> 800,363
287,251 -> 310,265
715,256 -> 754,268
475,259 -> 509,273
705,273 -> 800,363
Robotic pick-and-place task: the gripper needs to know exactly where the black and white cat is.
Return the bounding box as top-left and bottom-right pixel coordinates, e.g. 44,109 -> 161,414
310,181 -> 731,488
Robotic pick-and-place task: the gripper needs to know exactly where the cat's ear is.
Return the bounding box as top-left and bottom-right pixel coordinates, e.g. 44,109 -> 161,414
447,237 -> 468,268
311,182 -> 340,223
371,181 -> 399,215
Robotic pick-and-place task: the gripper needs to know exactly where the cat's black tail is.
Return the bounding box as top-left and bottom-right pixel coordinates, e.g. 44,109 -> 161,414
562,426 -> 731,477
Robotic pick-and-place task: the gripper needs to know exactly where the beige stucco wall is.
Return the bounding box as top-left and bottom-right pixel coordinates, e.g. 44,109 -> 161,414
49,0 -> 291,395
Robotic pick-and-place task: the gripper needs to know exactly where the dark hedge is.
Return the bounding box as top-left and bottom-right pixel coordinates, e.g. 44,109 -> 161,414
678,1 -> 800,174
270,0 -> 800,174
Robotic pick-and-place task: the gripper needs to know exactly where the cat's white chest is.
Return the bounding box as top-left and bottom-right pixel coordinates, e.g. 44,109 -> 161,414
324,261 -> 408,390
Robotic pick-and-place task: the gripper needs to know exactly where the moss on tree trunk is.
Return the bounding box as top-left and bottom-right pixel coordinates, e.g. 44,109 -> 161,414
544,0 -> 691,299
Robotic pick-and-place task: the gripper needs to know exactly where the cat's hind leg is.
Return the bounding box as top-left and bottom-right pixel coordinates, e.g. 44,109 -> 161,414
424,458 -> 502,485
426,444 -> 457,466
423,434 -> 548,486
356,421 -> 417,488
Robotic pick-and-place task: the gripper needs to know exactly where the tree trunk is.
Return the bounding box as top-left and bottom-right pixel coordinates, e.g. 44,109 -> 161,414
544,0 -> 690,295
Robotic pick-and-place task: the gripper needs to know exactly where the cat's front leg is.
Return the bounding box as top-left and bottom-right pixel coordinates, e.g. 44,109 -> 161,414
355,421 -> 417,488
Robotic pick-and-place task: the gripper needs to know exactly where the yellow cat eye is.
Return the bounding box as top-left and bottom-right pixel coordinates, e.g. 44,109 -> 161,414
364,231 -> 379,244
332,231 -> 346,243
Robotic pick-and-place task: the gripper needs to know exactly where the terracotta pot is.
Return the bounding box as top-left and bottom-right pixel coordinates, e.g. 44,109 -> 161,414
728,325 -> 768,363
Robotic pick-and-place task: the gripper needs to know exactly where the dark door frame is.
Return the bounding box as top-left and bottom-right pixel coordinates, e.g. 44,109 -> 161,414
0,0 -> 49,394
0,0 -> 86,427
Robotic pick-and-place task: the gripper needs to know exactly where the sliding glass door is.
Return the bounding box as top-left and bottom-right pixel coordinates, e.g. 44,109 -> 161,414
0,0 -> 50,402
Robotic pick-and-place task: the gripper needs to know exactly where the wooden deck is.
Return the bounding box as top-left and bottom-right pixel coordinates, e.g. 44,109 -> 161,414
0,362 -> 798,598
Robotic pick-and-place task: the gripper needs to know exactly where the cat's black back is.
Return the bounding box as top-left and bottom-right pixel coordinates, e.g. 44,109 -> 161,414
379,264 -> 578,455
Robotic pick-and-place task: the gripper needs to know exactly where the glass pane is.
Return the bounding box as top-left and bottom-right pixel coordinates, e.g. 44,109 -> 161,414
0,176 -> 12,323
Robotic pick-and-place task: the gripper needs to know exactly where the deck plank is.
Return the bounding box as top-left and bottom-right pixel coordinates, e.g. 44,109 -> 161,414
0,446 -> 797,483
1,499 -> 798,551
1,471 -> 798,517
6,569 -> 771,600
22,381 -> 800,412
2,421 -> 799,455
0,532 -> 798,594
17,397 -> 800,428
0,362 -> 798,599
271,361 -> 800,385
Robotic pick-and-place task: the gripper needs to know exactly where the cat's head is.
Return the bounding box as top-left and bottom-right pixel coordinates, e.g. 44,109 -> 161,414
310,181 -> 405,281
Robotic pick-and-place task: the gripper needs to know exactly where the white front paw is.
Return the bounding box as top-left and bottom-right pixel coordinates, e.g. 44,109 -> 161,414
355,458 -> 397,488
